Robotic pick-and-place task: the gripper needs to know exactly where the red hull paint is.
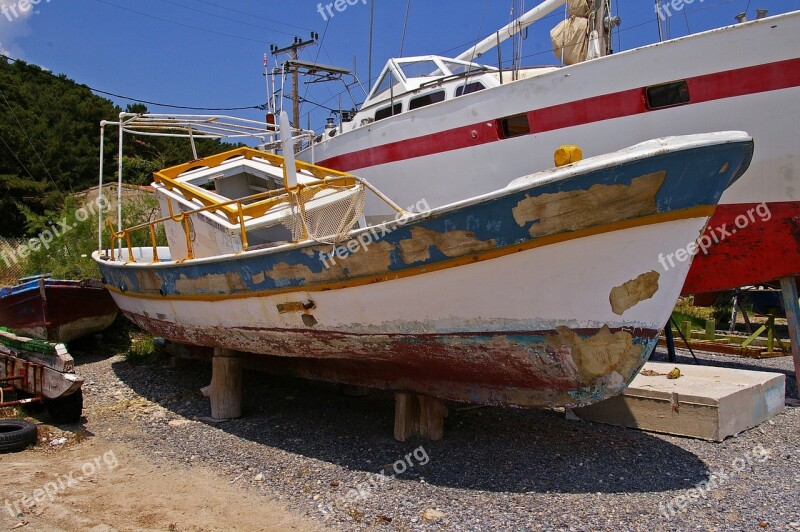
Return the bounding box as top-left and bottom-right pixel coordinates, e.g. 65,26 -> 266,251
124,311 -> 658,408
0,281 -> 118,342
319,58 -> 800,171
682,201 -> 800,294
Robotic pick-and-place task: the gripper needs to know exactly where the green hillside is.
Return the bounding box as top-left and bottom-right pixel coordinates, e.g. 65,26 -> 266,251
0,57 -> 234,238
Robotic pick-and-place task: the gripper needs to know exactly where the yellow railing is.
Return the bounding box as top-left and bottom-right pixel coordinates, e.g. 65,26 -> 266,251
107,146 -> 406,264
108,182 -> 342,264
153,147 -> 357,224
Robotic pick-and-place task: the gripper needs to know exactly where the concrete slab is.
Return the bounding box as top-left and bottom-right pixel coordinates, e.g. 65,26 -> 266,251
573,362 -> 785,441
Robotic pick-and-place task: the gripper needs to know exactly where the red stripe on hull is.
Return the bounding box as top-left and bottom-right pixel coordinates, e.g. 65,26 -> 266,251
682,201 -> 800,294
320,58 -> 800,170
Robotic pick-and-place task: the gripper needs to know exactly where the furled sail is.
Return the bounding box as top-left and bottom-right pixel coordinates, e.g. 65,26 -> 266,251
550,0 -> 592,64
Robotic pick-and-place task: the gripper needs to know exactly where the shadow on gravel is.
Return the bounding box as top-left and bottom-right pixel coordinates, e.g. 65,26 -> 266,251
110,358 -> 715,496
69,316 -> 135,367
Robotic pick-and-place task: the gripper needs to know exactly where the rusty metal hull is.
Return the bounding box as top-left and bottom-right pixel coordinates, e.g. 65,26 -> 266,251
94,133 -> 754,407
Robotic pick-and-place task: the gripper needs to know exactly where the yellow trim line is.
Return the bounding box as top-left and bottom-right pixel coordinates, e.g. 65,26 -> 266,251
104,205 -> 715,302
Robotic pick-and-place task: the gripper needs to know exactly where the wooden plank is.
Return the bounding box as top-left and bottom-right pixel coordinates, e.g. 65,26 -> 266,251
779,276 -> 800,393
656,337 -> 781,358
574,362 -> 785,441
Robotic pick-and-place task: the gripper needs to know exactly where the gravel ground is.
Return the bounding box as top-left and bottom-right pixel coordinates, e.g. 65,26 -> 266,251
70,340 -> 799,531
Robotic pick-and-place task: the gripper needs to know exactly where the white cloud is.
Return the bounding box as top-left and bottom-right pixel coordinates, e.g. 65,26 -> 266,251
0,0 -> 38,57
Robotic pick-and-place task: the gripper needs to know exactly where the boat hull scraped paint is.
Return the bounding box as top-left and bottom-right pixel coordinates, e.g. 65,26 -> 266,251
94,132 -> 753,408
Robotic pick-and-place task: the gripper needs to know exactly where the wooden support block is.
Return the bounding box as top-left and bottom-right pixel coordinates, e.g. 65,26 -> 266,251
574,362 -> 785,441
779,276 -> 800,393
394,392 -> 446,442
681,320 -> 692,342
705,319 -> 715,341
203,348 -> 242,420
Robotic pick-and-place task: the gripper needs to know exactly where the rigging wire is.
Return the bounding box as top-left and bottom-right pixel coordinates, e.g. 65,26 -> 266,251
683,0 -> 692,33
466,0 -> 491,64
0,86 -> 62,194
368,0 -> 375,89
399,0 -> 412,56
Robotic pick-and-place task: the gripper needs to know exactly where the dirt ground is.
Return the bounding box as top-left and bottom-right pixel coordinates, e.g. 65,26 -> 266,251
0,430 -> 320,531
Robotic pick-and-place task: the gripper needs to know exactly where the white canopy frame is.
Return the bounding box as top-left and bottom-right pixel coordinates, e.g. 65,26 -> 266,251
96,113 -> 315,252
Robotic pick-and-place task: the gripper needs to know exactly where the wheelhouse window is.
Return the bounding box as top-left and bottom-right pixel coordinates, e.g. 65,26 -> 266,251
399,60 -> 442,79
375,103 -> 402,121
645,80 -> 690,109
371,70 -> 402,100
409,90 -> 446,110
455,82 -> 485,97
442,61 -> 484,76
497,113 -> 531,139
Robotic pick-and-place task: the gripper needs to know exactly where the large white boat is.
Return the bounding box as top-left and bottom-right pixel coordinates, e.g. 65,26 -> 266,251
297,2 -> 800,295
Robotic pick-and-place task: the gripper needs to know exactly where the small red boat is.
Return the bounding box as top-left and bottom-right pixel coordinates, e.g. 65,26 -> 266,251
0,276 -> 118,343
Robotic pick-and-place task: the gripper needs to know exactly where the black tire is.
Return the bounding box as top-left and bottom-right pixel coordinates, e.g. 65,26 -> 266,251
45,389 -> 83,424
0,420 -> 38,453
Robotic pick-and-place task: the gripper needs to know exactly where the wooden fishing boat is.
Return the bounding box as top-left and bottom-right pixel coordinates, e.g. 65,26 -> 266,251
0,276 -> 118,343
93,124 -> 753,408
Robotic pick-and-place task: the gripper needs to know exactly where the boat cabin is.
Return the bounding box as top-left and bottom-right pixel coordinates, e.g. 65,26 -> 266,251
152,150 -> 364,259
321,55 -> 558,138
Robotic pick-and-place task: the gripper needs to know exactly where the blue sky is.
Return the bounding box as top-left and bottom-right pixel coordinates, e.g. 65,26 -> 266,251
1,0 -> 795,131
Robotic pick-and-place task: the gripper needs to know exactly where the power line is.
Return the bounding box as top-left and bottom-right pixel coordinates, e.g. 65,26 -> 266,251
0,86 -> 62,194
192,0 -> 313,33
89,87 -> 268,111
0,131 -> 37,182
1,53 -> 267,111
92,0 -> 266,44
154,0 -> 304,38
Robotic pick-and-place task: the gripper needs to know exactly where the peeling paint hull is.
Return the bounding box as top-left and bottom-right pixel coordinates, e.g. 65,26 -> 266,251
95,134 -> 754,407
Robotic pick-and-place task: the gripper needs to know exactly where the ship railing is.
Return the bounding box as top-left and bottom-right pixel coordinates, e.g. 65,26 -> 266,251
107,148 -> 406,264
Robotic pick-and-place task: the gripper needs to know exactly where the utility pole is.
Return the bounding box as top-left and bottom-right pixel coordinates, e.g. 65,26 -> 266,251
270,33 -> 318,130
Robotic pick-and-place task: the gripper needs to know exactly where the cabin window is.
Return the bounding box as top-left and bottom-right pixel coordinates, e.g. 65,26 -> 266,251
442,61 -> 483,76
497,113 -> 531,139
372,70 -> 402,100
375,103 -> 402,121
399,60 -> 442,79
455,82 -> 485,97
409,91 -> 446,110
645,80 -> 690,109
